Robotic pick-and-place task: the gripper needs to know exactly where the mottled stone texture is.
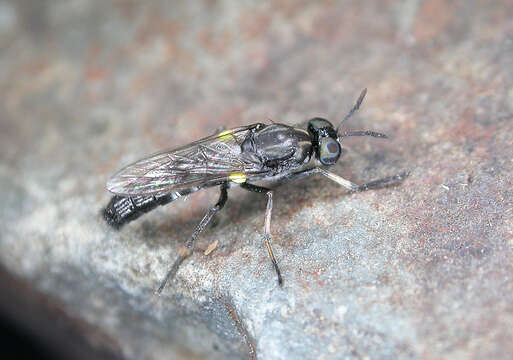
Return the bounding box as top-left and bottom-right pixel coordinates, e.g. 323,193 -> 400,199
0,1 -> 512,359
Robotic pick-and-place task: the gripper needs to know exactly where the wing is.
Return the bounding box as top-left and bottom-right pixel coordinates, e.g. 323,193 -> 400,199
106,125 -> 264,196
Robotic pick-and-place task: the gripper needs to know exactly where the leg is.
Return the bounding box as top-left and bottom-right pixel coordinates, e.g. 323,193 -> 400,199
284,168 -> 359,191
354,170 -> 410,191
285,168 -> 409,192
156,182 -> 229,294
240,183 -> 283,286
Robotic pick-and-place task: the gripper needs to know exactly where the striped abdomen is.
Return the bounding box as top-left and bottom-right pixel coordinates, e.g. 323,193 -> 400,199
103,189 -> 197,229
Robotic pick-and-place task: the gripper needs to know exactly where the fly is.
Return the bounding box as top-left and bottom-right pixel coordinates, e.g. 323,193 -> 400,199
103,89 -> 409,294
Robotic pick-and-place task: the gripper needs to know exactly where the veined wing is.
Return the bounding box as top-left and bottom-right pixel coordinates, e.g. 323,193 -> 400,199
106,125 -> 264,196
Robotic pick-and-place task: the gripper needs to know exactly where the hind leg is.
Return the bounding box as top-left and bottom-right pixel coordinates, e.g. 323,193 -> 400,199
156,182 -> 229,294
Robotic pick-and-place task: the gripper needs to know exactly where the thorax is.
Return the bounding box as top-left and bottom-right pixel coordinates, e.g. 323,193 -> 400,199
241,124 -> 313,171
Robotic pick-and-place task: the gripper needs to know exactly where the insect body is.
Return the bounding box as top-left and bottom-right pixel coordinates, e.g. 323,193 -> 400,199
103,89 -> 408,293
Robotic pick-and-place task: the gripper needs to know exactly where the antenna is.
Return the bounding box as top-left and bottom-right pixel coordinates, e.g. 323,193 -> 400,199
336,88 -> 367,134
339,130 -> 387,138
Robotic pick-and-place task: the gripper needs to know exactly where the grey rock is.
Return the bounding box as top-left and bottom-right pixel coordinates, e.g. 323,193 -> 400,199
0,1 -> 512,359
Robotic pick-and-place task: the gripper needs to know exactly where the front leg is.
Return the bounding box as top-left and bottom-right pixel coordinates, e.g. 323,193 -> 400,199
285,168 -> 409,192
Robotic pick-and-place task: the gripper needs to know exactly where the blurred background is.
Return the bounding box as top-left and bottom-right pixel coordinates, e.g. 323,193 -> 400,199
0,1 -> 512,359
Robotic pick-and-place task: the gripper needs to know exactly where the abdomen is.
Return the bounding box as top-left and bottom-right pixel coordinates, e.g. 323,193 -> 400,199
103,188 -> 197,229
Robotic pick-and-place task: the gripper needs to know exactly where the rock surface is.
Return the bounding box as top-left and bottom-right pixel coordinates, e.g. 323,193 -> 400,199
0,1 -> 512,359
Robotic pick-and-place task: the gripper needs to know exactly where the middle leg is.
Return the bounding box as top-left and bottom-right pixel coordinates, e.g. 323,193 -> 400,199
240,183 -> 283,286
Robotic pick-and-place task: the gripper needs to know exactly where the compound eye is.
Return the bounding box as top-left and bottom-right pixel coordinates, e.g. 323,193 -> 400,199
319,137 -> 341,165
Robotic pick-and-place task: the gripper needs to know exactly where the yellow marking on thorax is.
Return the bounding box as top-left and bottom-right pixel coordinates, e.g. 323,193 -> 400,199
218,129 -> 234,141
229,172 -> 247,184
